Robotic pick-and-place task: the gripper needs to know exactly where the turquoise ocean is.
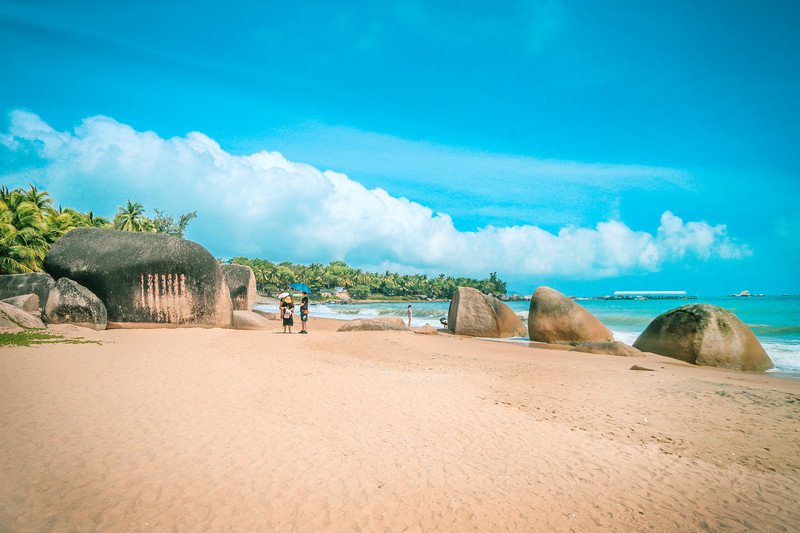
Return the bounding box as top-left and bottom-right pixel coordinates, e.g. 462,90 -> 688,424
256,296 -> 800,376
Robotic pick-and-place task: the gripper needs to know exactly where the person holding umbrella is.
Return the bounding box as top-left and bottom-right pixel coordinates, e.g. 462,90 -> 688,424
299,292 -> 310,333
290,283 -> 312,334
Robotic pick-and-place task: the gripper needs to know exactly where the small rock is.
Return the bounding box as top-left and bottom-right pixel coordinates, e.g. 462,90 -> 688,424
0,301 -> 46,330
1,293 -> 40,313
252,309 -> 280,320
570,341 -> 644,357
338,318 -> 410,332
414,324 -> 439,335
233,310 -> 272,329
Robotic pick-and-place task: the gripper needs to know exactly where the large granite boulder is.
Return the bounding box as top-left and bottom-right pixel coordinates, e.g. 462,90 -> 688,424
43,278 -> 107,330
2,293 -> 40,313
338,318 -> 410,332
0,272 -> 55,309
447,287 -> 528,338
220,264 -> 257,311
570,341 -> 644,357
233,310 -> 272,330
43,228 -> 233,328
633,304 -> 773,372
528,286 -> 613,345
0,301 -> 46,330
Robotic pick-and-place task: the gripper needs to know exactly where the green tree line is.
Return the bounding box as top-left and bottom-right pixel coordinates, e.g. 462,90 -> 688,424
1,184 -> 195,274
2,184 -> 506,298
226,257 -> 506,300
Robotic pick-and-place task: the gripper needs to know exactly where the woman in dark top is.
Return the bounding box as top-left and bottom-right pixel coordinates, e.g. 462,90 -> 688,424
299,292 -> 309,334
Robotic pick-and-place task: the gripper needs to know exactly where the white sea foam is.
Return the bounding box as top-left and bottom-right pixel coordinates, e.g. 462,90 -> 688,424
763,342 -> 800,374
254,303 -> 444,329
611,330 -> 640,346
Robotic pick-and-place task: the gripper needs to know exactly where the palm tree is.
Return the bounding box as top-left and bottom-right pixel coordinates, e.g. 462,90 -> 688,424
22,184 -> 54,215
253,265 -> 268,291
0,191 -> 49,273
44,209 -> 78,242
114,200 -> 153,232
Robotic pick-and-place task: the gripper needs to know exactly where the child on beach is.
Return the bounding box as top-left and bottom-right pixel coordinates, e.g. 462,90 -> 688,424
300,292 -> 309,334
407,304 -> 412,327
281,296 -> 294,333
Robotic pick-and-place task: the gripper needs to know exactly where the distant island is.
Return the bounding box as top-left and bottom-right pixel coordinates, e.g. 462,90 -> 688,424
728,290 -> 765,297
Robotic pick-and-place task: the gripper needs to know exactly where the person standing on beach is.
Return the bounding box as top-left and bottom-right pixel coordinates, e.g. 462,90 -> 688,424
407,304 -> 412,327
300,292 -> 309,334
281,296 -> 294,333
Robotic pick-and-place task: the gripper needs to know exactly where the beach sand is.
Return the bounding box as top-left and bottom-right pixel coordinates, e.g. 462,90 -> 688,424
1,317 -> 798,532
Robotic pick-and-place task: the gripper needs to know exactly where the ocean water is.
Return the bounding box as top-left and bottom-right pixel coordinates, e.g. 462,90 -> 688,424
255,296 -> 800,376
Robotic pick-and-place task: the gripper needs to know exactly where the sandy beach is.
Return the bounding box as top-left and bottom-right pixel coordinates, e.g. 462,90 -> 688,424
1,316 -> 799,532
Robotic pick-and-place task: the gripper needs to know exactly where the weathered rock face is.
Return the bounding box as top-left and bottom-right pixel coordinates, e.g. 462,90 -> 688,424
528,286 -> 613,345
0,300 -> 46,330
0,272 -> 55,309
220,264 -> 257,311
43,228 -> 233,328
338,318 -> 410,332
43,278 -> 108,330
633,304 -> 773,372
447,287 -> 528,338
233,310 -> 272,330
570,341 -> 644,357
2,293 -> 40,313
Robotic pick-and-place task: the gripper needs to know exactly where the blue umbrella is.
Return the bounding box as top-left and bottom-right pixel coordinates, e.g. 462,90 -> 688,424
290,282 -> 312,293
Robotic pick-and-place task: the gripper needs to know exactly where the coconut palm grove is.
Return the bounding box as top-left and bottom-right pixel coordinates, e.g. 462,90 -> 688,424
1,184 -> 505,299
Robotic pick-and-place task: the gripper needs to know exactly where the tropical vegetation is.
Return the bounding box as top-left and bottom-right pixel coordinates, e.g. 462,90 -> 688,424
0,184 -> 195,274
224,257 -> 506,300
1,183 -> 505,299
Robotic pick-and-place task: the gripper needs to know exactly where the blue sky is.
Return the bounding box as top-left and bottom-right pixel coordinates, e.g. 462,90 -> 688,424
1,0 -> 798,295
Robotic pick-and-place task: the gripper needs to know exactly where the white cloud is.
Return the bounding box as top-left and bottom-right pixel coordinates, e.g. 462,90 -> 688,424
0,110 -> 749,278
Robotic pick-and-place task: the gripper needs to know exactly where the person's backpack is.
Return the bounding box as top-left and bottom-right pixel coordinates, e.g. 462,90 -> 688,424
283,308 -> 292,319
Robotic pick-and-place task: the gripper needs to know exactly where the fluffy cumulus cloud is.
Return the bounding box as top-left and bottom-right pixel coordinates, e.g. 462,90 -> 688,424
0,110 -> 749,278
